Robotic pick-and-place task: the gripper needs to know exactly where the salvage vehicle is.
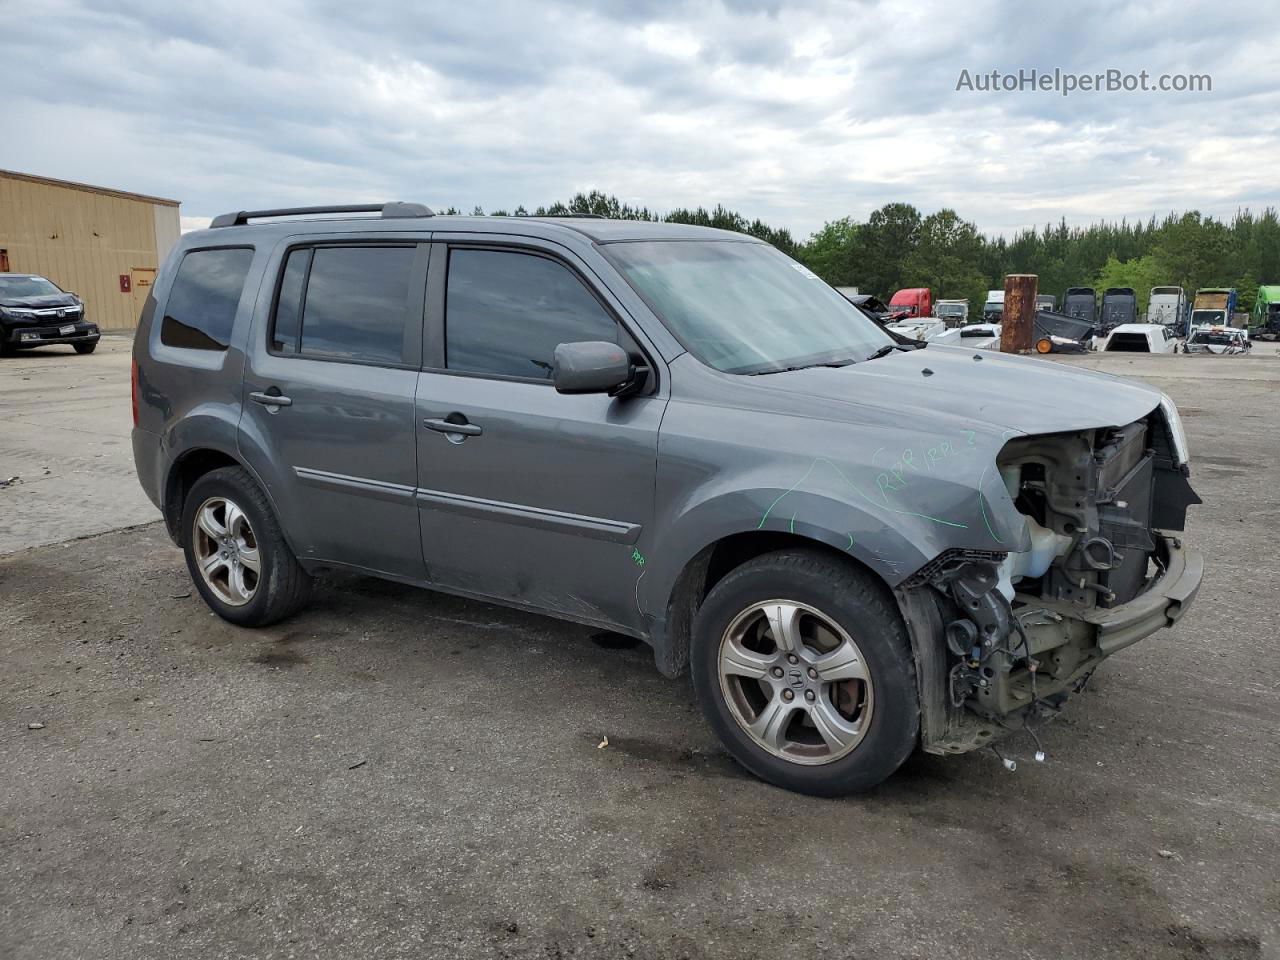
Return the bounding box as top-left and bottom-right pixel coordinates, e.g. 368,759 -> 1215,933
1148,286 -> 1187,328
838,292 -> 892,325
131,204 -> 1204,796
1191,288 -> 1237,328
931,322 -> 1001,350
0,273 -> 100,356
1249,285 -> 1280,340
1035,294 -> 1056,312
1182,325 -> 1251,354
1063,287 -> 1098,329
885,315 -> 946,342
1033,310 -> 1094,354
887,287 -> 931,318
934,299 -> 969,327
1099,288 -> 1138,335
1100,323 -> 1180,353
982,289 -> 1004,322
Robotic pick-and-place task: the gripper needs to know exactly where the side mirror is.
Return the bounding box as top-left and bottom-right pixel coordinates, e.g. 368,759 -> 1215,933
553,341 -> 640,396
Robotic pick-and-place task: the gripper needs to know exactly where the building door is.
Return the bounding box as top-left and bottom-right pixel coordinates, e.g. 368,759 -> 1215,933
129,268 -> 156,328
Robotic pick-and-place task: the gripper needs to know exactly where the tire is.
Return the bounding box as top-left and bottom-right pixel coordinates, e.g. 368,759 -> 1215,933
0,342 -> 14,357
691,550 -> 919,796
181,465 -> 311,627
73,342 -> 97,354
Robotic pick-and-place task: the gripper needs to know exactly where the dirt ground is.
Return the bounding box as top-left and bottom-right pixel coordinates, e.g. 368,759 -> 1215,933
1,348 -> 1278,959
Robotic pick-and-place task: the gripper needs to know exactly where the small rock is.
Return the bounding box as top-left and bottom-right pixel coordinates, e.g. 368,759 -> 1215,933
1158,849 -> 1180,860
28,722 -> 45,730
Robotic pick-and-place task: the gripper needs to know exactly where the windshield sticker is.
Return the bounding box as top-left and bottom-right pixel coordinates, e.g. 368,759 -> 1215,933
790,263 -> 820,279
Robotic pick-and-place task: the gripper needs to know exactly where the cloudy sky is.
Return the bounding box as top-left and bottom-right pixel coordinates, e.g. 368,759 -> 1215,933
3,0 -> 1277,239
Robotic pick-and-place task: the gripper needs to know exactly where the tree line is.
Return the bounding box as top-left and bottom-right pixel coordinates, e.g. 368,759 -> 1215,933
450,191 -> 1280,315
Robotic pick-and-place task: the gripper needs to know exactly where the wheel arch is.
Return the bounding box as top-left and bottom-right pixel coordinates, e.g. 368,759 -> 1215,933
162,446 -> 288,554
648,521 -> 916,679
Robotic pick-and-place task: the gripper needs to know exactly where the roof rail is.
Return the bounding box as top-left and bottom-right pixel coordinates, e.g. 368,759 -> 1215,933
538,213 -> 607,220
209,201 -> 433,228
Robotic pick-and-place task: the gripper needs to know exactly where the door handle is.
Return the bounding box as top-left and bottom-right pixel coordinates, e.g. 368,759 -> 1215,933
424,417 -> 482,437
249,391 -> 292,407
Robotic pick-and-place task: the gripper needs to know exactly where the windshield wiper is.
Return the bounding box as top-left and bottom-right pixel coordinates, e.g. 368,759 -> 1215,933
865,342 -> 924,361
749,358 -> 858,375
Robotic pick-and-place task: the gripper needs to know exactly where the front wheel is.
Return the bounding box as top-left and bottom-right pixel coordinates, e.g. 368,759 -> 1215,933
73,342 -> 97,354
181,465 -> 311,627
691,550 -> 919,796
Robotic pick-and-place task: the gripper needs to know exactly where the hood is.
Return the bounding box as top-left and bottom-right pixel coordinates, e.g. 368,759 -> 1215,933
740,344 -> 1163,437
0,293 -> 80,309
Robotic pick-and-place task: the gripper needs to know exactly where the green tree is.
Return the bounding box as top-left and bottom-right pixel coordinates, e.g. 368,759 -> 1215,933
1092,254 -> 1163,315
798,217 -> 860,286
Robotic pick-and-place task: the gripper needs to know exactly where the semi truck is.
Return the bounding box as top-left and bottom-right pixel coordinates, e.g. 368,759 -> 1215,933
1100,288 -> 1138,333
1148,286 -> 1187,328
934,299 -> 969,326
1063,287 -> 1097,328
1251,285 -> 1280,340
1191,288 -> 1237,328
887,287 -> 931,318
982,289 -> 1004,321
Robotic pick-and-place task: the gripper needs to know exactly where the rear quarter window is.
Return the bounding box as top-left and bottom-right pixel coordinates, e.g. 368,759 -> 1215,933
160,247 -> 254,351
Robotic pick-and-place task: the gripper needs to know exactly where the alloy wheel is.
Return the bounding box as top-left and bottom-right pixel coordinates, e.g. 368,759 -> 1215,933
192,496 -> 260,606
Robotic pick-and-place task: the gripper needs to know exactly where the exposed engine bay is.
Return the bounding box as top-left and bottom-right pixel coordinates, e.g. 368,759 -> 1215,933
898,404 -> 1203,757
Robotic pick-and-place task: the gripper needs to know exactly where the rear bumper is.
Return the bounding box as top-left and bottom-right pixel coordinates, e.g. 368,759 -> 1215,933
131,427 -> 165,513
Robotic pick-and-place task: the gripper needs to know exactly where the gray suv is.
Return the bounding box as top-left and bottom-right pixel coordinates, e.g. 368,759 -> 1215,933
131,203 -> 1203,795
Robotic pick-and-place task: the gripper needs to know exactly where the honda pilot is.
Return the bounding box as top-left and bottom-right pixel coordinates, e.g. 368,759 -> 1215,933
131,203 -> 1203,795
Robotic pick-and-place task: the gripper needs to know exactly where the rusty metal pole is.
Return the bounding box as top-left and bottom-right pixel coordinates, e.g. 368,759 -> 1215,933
1001,273 -> 1038,354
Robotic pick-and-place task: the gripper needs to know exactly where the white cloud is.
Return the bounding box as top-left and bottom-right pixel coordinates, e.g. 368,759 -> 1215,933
1,0 -> 1277,240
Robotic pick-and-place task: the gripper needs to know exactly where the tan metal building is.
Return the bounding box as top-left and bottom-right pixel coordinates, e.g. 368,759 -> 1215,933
0,169 -> 181,331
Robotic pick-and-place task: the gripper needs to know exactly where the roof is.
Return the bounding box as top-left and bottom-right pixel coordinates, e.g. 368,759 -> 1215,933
0,168 -> 180,207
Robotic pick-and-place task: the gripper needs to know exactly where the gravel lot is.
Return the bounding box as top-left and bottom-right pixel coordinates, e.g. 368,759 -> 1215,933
1,344 -> 1277,959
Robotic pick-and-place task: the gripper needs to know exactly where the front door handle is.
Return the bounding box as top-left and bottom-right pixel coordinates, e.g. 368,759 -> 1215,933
424,417 -> 482,437
249,390 -> 292,407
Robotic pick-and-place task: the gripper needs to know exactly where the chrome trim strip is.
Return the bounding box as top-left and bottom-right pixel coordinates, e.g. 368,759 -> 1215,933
414,487 -> 640,543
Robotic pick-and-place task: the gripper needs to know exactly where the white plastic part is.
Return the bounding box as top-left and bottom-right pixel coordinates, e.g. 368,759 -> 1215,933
997,516 -> 1072,602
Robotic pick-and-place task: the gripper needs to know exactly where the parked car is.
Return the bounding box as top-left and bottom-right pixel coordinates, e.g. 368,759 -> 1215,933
1182,325 -> 1252,354
1100,323 -> 1180,353
934,299 -> 969,327
1148,286 -> 1187,329
132,203 -> 1203,796
0,273 -> 100,356
887,287 -> 931,318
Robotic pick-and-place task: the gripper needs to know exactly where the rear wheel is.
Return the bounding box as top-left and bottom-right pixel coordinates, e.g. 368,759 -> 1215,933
73,342 -> 97,354
181,466 -> 311,626
691,550 -> 919,795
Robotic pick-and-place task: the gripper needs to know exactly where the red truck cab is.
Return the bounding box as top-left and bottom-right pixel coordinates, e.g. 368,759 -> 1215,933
887,287 -> 932,318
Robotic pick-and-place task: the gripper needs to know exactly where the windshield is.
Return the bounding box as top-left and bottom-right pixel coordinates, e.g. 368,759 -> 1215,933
0,276 -> 63,299
1190,331 -> 1235,344
983,301 -> 1002,312
1192,309 -> 1225,324
937,305 -> 964,315
607,241 -> 893,374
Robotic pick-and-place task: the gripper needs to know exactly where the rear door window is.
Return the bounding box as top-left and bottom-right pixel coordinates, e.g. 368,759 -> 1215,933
272,245 -> 417,365
160,247 -> 254,350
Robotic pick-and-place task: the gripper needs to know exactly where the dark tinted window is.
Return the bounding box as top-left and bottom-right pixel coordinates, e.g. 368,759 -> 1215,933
298,246 -> 416,364
271,248 -> 311,354
160,247 -> 254,350
446,249 -> 616,379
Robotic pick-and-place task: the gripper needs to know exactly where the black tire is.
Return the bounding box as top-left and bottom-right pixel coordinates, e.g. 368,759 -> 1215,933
181,465 -> 311,627
0,342 -> 14,357
691,549 -> 919,796
73,342 -> 97,354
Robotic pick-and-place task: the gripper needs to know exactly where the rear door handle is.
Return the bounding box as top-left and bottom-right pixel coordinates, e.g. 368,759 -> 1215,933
424,417 -> 482,437
249,391 -> 292,407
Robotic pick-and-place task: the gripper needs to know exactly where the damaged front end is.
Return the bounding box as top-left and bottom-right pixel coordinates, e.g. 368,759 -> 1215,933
898,399 -> 1204,755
